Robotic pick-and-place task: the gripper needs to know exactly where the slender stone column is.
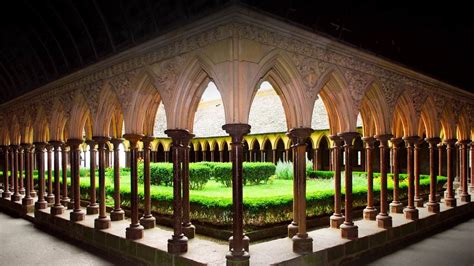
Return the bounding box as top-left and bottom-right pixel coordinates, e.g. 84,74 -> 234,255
19,146 -> 24,195
362,137 -> 377,220
123,134 -> 144,239
21,144 -> 33,209
470,143 -> 474,193
50,142 -> 64,215
438,143 -> 444,177
248,149 -> 253,162
60,144 -> 70,207
375,134 -> 392,228
165,129 -> 188,253
9,149 -> 13,191
259,150 -> 263,162
164,151 -> 169,162
2,146 -> 10,198
45,144 -> 55,205
194,150 -> 199,162
458,140 -> 471,202
202,150 -> 207,161
110,138 -> 125,221
390,138 -> 404,213
272,149 -> 277,164
11,145 -> 21,202
181,133 -> 195,239
338,132 -> 359,239
285,149 -> 289,162
220,150 -> 225,162
34,142 -> 48,210
288,143 -> 300,237
29,146 -> 36,198
329,135 -> 345,227
93,136 -> 111,229
403,136 -> 419,220
223,124 -> 251,265
140,136 -> 156,229
312,148 -> 319,171
414,139 -> 424,207
426,137 -> 441,212
210,150 -> 215,162
67,144 -> 75,210
444,139 -> 457,207
68,139 -> 85,222
86,140 -> 99,215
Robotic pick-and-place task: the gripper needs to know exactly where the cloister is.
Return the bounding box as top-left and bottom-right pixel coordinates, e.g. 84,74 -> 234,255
0,5 -> 473,266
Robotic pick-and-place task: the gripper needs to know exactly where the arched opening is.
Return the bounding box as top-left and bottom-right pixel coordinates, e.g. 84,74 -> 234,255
242,140 -> 249,162
263,139 -> 272,163
276,138 -> 285,162
157,142 -> 165,162
318,136 -> 330,170
253,141 -> 261,162
352,136 -> 364,171
222,142 -> 229,162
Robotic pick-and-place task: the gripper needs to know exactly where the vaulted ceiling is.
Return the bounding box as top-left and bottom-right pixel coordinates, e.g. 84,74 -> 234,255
0,0 -> 472,104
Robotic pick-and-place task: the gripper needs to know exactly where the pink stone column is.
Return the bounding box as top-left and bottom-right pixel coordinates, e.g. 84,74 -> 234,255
444,139 -> 457,207
403,136 -> 419,220
329,135 -> 345,227
34,142 -> 48,210
362,137 -> 377,220
375,134 -> 392,229
390,138 -> 404,213
425,137 -> 441,213
458,140 -> 471,202
50,141 -> 64,215
1,146 -> 11,199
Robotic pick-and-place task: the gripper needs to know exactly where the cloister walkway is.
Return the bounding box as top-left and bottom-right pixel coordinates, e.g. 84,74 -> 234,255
0,212 -> 115,265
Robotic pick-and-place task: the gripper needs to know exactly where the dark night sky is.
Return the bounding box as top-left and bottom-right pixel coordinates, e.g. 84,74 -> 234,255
0,0 -> 472,104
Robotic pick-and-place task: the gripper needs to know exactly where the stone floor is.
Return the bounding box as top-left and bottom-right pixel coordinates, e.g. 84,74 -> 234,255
368,217 -> 474,266
0,211 -> 114,265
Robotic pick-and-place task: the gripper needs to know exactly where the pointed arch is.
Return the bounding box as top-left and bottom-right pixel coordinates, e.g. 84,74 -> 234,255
19,111 -> 33,144
456,108 -> 470,140
360,80 -> 391,135
392,90 -> 418,137
419,96 -> 441,138
9,114 -> 21,145
68,91 -> 92,140
440,103 -> 456,140
49,99 -> 68,142
33,105 -> 50,142
93,83 -> 123,137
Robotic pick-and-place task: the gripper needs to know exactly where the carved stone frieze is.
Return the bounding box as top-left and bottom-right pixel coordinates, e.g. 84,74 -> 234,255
342,68 -> 373,111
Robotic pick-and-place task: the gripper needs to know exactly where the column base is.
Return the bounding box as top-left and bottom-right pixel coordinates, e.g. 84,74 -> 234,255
330,214 -> 345,228
60,197 -> 70,207
22,197 -> 34,207
86,204 -> 99,215
403,207 -> 419,220
167,235 -> 188,254
287,222 -> 298,238
182,223 -> 196,239
363,208 -> 377,220
470,186 -> 474,193
414,197 -> 424,207
460,193 -> 471,202
67,201 -> 74,210
50,205 -> 64,215
46,194 -> 55,204
126,225 -> 144,240
19,188 -> 25,195
445,197 -> 457,207
340,223 -> 358,239
95,217 -> 111,230
389,202 -> 403,213
292,234 -> 313,254
226,251 -> 250,266
35,200 -> 48,210
376,214 -> 392,229
11,193 -> 21,202
2,191 -> 11,199
229,235 -> 250,252
110,209 -> 125,221
30,191 -> 37,198
426,202 -> 440,213
70,210 -> 85,222
139,215 -> 156,229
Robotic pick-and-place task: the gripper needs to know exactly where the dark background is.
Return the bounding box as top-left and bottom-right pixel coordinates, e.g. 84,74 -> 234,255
0,0 -> 472,104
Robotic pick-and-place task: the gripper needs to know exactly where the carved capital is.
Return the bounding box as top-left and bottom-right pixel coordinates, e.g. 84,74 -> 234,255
222,124 -> 251,144
337,132 -> 360,146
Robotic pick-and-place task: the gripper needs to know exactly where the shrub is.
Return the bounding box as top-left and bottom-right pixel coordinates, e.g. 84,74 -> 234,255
275,160 -> 293,180
243,162 -> 276,185
189,164 -> 212,190
307,170 -> 334,179
213,163 -> 232,187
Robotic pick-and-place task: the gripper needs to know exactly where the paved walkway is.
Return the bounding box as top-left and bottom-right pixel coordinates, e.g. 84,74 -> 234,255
369,218 -> 474,266
0,212 -> 114,265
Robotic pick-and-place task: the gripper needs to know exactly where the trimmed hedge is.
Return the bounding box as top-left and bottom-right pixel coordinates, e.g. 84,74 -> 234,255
306,170 -> 334,179
213,162 -> 276,186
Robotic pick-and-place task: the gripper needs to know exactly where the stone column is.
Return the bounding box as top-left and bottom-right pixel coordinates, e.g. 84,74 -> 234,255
260,150 -> 264,162
210,150 -> 215,162
21,144 -> 33,209
223,124 -> 251,265
329,135 -> 345,227
61,144 -> 70,207
164,151 -> 169,163
50,141 -> 64,215
68,139 -> 85,222
248,149 -> 253,162
110,138 -> 125,221
140,136 -> 156,229
93,136 -> 111,229
403,136 -> 419,220
375,134 -> 392,229
390,138 -> 404,213
19,146 -> 24,195
123,134 -> 144,239
45,144 -> 55,204
34,142 -> 48,210
459,140 -> 471,202
86,140 -> 98,215
2,146 -> 10,199
202,150 -> 207,162
312,148 -> 319,171
182,133 -> 195,239
414,139 -> 424,207
362,137 -> 377,220
426,137 -> 441,213
470,143 -> 474,193
11,145 -> 21,202
338,132 -> 359,239
438,143 -> 444,177
445,139 -> 457,207
29,146 -> 36,198
272,149 -> 277,164
165,129 -> 189,254
67,143 -> 75,210
220,150 -> 225,162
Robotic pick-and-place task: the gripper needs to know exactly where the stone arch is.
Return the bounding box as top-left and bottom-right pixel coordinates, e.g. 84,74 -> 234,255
49,99 -> 68,142
360,81 -> 391,135
33,105 -> 50,142
456,109 -> 470,140
248,50 -> 310,129
419,96 -> 441,138
392,90 -> 418,137
316,67 -> 356,134
20,111 -> 33,144
9,114 -> 21,145
440,104 -> 456,140
93,83 -> 124,137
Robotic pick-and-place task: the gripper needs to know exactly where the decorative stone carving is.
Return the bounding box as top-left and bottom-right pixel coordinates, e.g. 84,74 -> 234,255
343,68 -> 373,111
380,77 -> 403,112
150,56 -> 187,102
82,81 -> 103,118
